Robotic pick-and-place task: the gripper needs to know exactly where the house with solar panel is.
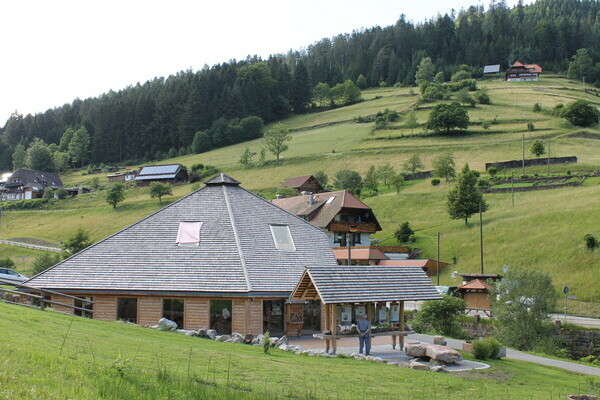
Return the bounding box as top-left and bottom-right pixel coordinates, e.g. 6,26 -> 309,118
135,164 -> 188,186
24,174 -> 440,338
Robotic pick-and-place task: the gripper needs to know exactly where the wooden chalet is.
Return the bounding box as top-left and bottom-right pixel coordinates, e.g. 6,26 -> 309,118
280,175 -> 324,194
0,169 -> 63,201
505,61 -> 542,81
134,164 -> 188,186
290,265 -> 441,353
272,190 -> 381,247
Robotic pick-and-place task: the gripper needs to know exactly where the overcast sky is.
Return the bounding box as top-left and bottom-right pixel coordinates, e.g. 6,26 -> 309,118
0,0 -> 527,123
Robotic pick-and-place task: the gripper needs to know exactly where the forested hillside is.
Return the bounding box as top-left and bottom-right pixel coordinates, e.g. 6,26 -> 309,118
2,0 -> 600,170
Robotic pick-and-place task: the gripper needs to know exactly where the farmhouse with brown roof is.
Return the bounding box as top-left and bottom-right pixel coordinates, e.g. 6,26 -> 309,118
280,175 -> 324,193
272,190 -> 382,247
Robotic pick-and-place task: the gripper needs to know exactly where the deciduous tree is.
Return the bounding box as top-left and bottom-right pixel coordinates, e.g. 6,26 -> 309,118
63,227 -> 92,255
149,182 -> 173,203
68,127 -> 90,167
264,123 -> 292,160
432,152 -> 456,181
446,164 -> 488,224
333,169 -> 363,196
402,154 -> 424,175
426,102 -> 470,133
106,182 -> 125,209
530,140 -> 546,158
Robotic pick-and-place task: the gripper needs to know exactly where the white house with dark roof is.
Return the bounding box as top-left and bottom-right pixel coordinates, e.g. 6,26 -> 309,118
0,169 -> 63,201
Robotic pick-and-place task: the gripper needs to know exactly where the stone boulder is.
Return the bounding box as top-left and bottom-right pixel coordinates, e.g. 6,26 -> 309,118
158,318 -> 178,331
216,334 -> 230,342
425,344 -> 462,364
405,343 -> 462,364
430,365 -> 447,373
177,329 -> 198,336
197,328 -> 208,338
206,329 -> 217,340
252,334 -> 264,345
404,343 -> 428,358
243,334 -> 254,344
433,336 -> 447,346
409,360 -> 430,371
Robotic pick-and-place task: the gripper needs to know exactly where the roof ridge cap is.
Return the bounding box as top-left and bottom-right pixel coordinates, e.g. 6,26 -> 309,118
222,184 -> 252,292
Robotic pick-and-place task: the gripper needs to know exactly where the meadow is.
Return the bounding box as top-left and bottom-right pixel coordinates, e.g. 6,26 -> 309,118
3,75 -> 600,305
0,301 -> 598,400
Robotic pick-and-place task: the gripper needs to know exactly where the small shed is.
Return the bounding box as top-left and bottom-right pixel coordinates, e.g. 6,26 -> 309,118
483,64 -> 501,74
280,175 -> 324,193
289,265 -> 441,353
455,279 -> 495,314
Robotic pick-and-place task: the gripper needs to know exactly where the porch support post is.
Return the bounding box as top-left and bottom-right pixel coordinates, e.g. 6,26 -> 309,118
399,301 -> 405,350
330,303 -> 337,354
324,301 -> 330,353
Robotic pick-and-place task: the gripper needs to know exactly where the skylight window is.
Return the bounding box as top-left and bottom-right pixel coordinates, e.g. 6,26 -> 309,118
326,196 -> 335,205
176,221 -> 203,247
270,225 -> 296,251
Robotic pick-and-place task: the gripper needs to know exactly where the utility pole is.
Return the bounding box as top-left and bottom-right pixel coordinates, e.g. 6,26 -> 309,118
547,141 -> 551,175
522,134 -> 525,176
346,232 -> 352,266
436,232 -> 441,286
511,176 -> 515,207
479,202 -> 484,274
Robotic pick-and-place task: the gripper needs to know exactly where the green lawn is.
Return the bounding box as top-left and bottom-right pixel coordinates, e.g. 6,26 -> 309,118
0,302 -> 597,400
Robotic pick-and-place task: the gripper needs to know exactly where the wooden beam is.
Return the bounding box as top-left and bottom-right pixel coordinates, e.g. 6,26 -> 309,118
399,301 -> 405,350
330,303 -> 337,354
324,301 -> 330,353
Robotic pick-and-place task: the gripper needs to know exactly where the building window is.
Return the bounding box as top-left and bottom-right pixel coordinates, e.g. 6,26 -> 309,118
163,299 -> 184,328
269,225 -> 296,251
176,221 -> 203,247
334,232 -> 360,246
210,300 -> 232,334
117,298 -> 138,323
74,296 -> 94,318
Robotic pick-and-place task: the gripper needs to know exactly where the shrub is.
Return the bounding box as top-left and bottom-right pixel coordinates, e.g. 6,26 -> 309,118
412,295 -> 467,338
532,336 -> 570,358
262,331 -> 271,354
477,178 -> 490,188
472,338 -> 502,360
31,253 -> 61,275
55,188 -> 67,200
584,234 -> 599,251
394,222 -> 414,243
474,91 -> 491,105
563,99 -> 600,127
488,167 -> 498,177
533,103 -> 542,112
431,178 -> 441,186
0,258 -> 16,269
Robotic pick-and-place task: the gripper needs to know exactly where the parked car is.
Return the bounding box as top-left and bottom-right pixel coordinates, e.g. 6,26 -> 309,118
435,285 -> 459,297
0,268 -> 28,284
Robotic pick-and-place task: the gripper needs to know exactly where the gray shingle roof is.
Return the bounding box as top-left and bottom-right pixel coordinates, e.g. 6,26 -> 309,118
26,175 -> 338,295
296,265 -> 442,304
5,169 -> 63,190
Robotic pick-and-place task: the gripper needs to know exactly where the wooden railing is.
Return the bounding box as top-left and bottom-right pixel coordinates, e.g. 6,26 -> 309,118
0,278 -> 94,316
328,221 -> 378,233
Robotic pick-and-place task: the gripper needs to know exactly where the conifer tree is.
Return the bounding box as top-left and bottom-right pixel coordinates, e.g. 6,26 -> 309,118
446,164 -> 488,225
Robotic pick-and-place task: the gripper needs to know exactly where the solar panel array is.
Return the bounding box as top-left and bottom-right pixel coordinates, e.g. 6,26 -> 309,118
140,165 -> 180,175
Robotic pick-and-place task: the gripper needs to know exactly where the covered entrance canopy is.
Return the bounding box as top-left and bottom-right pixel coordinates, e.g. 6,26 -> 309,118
289,265 -> 441,353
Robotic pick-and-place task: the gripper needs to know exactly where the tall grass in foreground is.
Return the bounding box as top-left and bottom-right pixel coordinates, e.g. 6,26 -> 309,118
0,302 -> 598,399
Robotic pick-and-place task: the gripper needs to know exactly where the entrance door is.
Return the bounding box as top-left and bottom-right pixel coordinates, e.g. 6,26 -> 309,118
303,300 -> 321,332
263,300 -> 284,335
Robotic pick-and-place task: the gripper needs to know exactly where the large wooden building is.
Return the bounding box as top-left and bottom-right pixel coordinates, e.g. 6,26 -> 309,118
26,174 -> 339,335
0,169 -> 63,201
26,174 -> 440,337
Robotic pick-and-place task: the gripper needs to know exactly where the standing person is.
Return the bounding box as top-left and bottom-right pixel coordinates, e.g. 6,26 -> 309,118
357,313 -> 371,356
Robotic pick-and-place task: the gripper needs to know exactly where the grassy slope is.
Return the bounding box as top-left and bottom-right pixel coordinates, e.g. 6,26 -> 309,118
4,75 -> 600,302
0,302 -> 597,400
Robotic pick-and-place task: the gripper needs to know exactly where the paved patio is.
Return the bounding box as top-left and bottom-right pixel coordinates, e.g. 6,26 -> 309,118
288,335 -> 490,372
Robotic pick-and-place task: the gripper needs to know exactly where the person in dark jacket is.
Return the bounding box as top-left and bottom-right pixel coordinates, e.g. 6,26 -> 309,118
357,314 -> 371,355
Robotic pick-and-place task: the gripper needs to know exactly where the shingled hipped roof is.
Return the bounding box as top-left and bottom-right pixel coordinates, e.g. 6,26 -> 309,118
290,265 -> 441,304
26,174 -> 338,295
